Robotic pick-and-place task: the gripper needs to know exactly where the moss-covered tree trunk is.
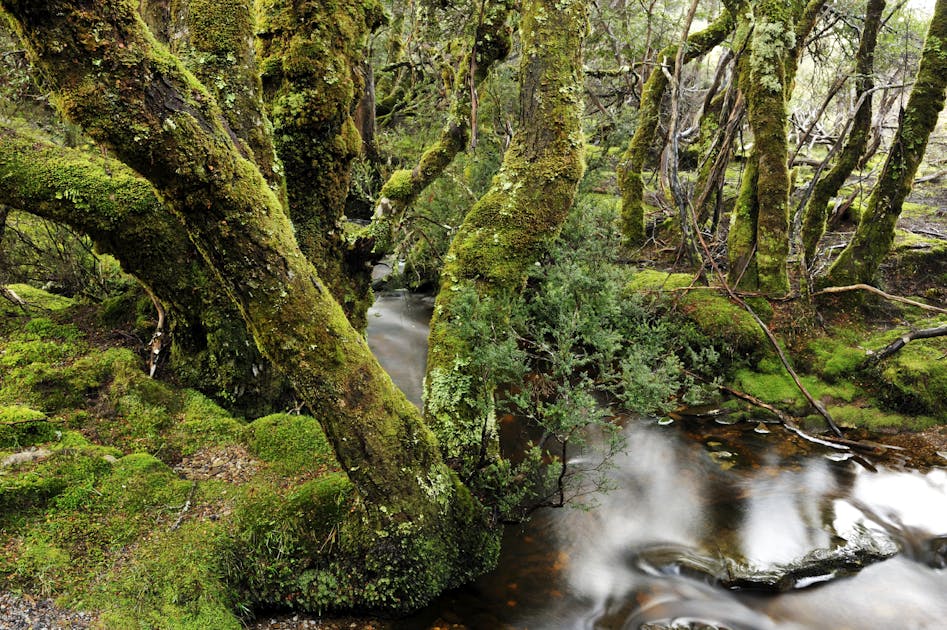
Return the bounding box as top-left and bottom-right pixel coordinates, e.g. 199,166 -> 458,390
424,0 -> 588,476
255,0 -> 384,330
0,122 -> 289,416
616,11 -> 733,246
726,0 -> 822,294
801,0 -> 884,266
0,0 -> 498,607
144,0 -> 287,207
369,0 -> 516,257
825,0 -> 947,286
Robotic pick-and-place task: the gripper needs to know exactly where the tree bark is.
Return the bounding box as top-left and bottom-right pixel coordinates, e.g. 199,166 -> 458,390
147,0 -> 287,207
826,0 -> 947,286
727,0 -> 825,294
616,10 -> 734,246
424,0 -> 588,475
256,0 -> 385,329
0,121 -> 290,416
801,0 -> 884,266
0,0 -> 498,607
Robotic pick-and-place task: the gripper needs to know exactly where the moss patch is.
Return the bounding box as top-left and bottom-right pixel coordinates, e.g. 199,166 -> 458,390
626,271 -> 766,361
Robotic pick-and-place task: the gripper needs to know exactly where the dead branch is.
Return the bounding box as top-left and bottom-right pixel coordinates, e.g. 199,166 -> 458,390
914,168 -> 947,184
142,285 -> 166,378
813,283 -> 947,315
869,325 -> 947,362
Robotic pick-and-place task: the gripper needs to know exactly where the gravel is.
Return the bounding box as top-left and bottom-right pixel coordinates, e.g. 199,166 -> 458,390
0,592 -> 95,629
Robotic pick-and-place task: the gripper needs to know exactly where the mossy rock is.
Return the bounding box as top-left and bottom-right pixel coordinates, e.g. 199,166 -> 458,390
626,271 -> 766,360
0,405 -> 56,448
243,413 -> 339,476
876,342 -> 947,420
169,390 -> 246,455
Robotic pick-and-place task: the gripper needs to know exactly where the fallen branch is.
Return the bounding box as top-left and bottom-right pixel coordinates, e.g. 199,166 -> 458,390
685,372 -> 850,451
142,285 -> 166,378
813,284 -> 947,315
914,168 -> 947,184
869,324 -> 947,362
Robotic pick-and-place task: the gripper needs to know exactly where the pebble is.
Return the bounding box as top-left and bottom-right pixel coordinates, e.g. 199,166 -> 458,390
0,592 -> 94,629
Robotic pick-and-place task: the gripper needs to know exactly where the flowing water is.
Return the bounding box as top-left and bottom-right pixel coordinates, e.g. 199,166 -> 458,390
366,292 -> 947,630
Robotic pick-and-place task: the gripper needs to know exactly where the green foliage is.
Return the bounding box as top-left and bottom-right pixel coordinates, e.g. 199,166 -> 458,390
2,211 -> 134,301
441,196 -> 719,516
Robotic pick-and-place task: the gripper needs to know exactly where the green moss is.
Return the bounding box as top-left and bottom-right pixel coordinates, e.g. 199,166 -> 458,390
170,390 -> 246,455
3,284 -> 74,311
625,271 -> 765,360
731,368 -> 859,411
98,521 -> 240,629
831,404 -> 937,431
805,336 -> 868,381
0,405 -> 56,449
878,342 -> 947,419
244,413 -> 338,476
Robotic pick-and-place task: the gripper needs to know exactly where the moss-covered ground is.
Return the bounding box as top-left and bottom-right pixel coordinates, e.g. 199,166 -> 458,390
0,286 -> 429,626
627,267 -> 947,435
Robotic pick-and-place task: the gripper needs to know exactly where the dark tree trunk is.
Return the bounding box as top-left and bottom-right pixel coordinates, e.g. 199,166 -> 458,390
801,0 -> 885,266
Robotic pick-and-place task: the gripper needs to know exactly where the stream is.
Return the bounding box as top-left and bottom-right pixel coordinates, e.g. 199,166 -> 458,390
366,291 -> 947,630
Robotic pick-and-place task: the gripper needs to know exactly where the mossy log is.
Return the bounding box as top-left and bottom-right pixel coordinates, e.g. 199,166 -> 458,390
0,122 -> 289,416
0,0 -> 498,609
424,0 -> 588,474
801,0 -> 884,266
368,0 -> 516,257
256,0 -> 385,330
826,0 -> 947,286
616,10 -> 734,246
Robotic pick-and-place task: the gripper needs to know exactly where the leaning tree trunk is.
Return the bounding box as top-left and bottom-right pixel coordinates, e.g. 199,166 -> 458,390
142,0 -> 287,208
424,0 -> 588,476
0,122 -> 290,417
368,0 -> 516,257
616,10 -> 734,246
255,0 -> 385,330
825,0 -> 947,286
801,0 -> 885,266
727,0 -> 823,294
0,0 -> 498,608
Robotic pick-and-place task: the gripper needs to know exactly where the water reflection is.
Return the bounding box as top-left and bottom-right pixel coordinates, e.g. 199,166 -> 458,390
419,423 -> 947,629
365,291 -> 433,409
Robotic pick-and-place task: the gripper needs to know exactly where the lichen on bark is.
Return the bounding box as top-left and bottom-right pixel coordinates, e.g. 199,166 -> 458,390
254,0 -> 385,330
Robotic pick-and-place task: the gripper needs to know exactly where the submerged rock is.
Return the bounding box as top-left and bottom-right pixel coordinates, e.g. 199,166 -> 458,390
631,534 -> 899,592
